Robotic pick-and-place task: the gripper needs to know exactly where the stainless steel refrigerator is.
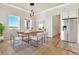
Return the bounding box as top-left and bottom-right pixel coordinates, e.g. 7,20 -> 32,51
62,17 -> 77,43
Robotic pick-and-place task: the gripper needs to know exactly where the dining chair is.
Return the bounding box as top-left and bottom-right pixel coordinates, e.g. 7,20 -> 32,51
29,32 -> 44,47
43,29 -> 48,43
10,34 -> 23,48
10,30 -> 25,48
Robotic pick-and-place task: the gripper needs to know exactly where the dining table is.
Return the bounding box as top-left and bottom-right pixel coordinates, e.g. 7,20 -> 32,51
17,30 -> 44,47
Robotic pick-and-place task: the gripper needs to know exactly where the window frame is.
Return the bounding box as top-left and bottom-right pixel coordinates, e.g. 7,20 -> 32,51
8,15 -> 20,29
25,19 -> 32,30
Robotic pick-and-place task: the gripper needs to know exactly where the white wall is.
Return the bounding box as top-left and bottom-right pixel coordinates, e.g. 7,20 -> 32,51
0,4 -> 29,39
35,8 -> 60,37
35,13 -> 53,37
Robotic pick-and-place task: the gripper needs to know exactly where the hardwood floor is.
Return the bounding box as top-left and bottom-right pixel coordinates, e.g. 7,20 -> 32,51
0,34 -> 78,55
33,45 -> 76,55
33,34 -> 78,55
59,40 -> 79,54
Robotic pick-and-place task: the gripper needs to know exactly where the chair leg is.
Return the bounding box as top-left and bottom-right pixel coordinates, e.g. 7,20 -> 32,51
13,40 -> 15,48
36,37 -> 39,47
22,36 -> 23,41
41,36 -> 44,45
43,35 -> 45,43
10,36 -> 15,48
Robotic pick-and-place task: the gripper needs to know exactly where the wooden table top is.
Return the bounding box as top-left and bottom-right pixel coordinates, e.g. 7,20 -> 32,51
17,30 -> 44,34
17,30 -> 44,36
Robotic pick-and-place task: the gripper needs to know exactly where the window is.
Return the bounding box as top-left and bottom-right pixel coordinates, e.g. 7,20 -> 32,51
8,15 -> 20,29
38,23 -> 44,29
25,19 -> 32,30
38,20 -> 45,30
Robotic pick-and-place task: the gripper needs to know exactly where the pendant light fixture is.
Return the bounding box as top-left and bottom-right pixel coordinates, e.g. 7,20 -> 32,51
30,3 -> 34,18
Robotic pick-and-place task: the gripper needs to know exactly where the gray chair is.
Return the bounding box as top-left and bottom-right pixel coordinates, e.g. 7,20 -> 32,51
43,30 -> 48,43
30,32 -> 44,47
10,34 -> 23,48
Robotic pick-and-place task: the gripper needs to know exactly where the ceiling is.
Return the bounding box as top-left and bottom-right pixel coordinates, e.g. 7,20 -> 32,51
5,3 -> 64,14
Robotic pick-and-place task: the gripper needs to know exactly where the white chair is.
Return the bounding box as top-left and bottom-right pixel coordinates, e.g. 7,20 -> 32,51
30,32 -> 44,47
10,34 -> 23,48
37,29 -> 48,43
9,29 -> 24,48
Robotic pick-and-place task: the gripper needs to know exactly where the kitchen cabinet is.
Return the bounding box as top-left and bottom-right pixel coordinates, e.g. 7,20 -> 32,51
68,8 -> 78,18
61,8 -> 69,19
61,8 -> 78,19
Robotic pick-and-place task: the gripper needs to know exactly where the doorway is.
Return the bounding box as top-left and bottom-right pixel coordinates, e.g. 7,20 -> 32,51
52,15 -> 61,46
52,15 -> 61,36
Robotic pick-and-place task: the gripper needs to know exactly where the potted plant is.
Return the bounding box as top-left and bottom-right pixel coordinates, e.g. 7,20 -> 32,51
0,23 -> 4,42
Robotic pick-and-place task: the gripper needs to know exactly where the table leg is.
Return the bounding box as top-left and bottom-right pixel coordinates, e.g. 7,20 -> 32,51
42,33 -> 45,43
22,36 -> 23,40
27,34 -> 30,44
